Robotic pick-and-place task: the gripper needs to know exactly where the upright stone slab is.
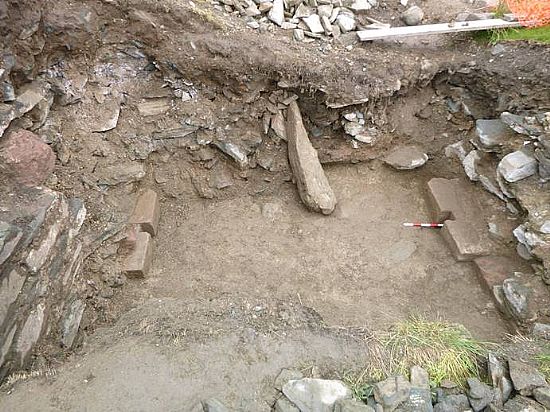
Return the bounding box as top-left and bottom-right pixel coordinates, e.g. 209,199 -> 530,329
286,101 -> 337,215
128,189 -> 160,237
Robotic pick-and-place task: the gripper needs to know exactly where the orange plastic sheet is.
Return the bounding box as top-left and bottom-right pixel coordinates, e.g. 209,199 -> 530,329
506,0 -> 550,27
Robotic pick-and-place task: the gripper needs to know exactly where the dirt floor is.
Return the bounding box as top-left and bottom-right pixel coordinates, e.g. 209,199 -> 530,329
1,0 -> 550,410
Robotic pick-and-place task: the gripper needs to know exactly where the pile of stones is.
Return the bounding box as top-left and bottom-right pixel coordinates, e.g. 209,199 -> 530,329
447,111 -> 550,289
200,355 -> 550,411
209,0 -> 424,42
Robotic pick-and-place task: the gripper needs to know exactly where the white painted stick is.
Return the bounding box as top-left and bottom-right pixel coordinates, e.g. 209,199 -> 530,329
356,19 -> 521,42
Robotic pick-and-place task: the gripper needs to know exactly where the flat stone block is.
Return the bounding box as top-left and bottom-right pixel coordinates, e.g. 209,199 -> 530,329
123,231 -> 153,278
129,189 -> 160,237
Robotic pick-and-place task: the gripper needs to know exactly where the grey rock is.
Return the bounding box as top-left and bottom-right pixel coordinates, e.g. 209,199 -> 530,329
97,162 -> 146,186
410,365 -> 430,390
286,101 -> 337,215
533,386 -> 550,409
334,398 -> 375,412
503,395 -> 545,411
488,353 -> 512,404
294,3 -> 313,18
476,119 -> 516,149
0,326 -> 16,367
491,44 -> 506,56
275,368 -> 304,390
373,375 -> 411,412
90,98 -> 120,132
246,20 -> 260,29
534,150 -> 550,182
202,398 -> 229,412
344,121 -> 364,137
0,80 -> 50,137
497,151 -> 537,183
462,150 -> 480,181
303,14 -> 325,33
532,323 -> 550,340
488,354 -> 506,388
444,141 -> 467,161
61,299 -> 86,348
401,6 -> 424,26
317,4 -> 333,17
336,14 -> 356,32
294,28 -> 305,41
209,164 -> 233,189
213,141 -> 249,168
350,0 -> 372,12
433,394 -> 470,412
25,221 -> 63,273
508,360 -> 547,396
321,16 -> 333,35
268,0 -> 284,25
275,397 -> 300,412
0,269 -> 26,327
0,221 -> 22,266
467,377 -> 494,411
383,146 -> 428,170
502,278 -> 533,322
282,378 -> 352,412
500,112 -> 543,136
15,302 -> 46,366
395,387 -> 433,412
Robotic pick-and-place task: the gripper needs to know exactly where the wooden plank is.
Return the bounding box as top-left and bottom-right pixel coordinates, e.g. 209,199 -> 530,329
357,19 -> 521,41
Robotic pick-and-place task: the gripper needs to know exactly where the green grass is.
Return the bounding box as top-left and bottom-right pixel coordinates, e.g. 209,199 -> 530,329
342,316 -> 491,400
475,26 -> 550,44
535,351 -> 550,381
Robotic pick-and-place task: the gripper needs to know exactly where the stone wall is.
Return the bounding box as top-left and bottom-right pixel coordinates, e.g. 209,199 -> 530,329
0,185 -> 86,381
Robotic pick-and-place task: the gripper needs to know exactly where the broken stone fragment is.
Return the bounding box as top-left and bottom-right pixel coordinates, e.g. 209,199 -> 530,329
500,112 -> 543,136
401,5 -> 424,26
128,189 -> 160,237
502,278 -> 534,322
124,231 -> 153,278
336,14 -> 356,32
373,375 -> 411,411
214,141 -> 250,169
497,151 -> 537,183
350,0 -> 372,13
0,129 -> 56,187
294,3 -> 313,18
508,360 -> 547,396
282,378 -> 352,412
136,98 -> 170,116
293,28 -> 305,41
476,119 -> 517,149
303,14 -> 325,33
286,101 -> 337,215
271,111 -> 287,140
60,299 -> 86,348
268,0 -> 285,25
383,146 -> 428,170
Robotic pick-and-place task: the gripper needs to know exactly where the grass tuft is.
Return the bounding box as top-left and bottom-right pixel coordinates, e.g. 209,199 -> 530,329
535,352 -> 550,381
475,26 -> 550,44
343,316 -> 491,400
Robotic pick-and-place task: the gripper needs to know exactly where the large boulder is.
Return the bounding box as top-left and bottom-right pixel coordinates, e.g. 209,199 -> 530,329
0,129 -> 55,186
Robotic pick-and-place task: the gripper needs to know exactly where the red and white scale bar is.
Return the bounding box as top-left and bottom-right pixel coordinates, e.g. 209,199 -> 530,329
403,222 -> 444,228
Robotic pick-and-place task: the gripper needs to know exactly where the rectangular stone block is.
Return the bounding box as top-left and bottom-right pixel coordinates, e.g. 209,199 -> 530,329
474,256 -> 516,293
427,178 -> 460,222
442,220 -> 490,261
128,189 -> 160,237
123,232 -> 153,278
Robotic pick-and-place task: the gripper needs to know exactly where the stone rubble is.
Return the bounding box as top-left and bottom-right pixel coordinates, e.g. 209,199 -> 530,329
449,110 -> 550,312
0,186 -> 86,379
214,0 -> 389,42
272,360 -> 550,412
